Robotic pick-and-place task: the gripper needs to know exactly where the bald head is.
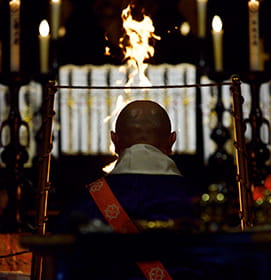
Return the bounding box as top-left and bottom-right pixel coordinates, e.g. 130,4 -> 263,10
111,100 -> 176,155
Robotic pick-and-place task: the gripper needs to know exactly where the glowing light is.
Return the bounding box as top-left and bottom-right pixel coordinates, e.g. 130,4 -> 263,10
216,193 -> 224,202
119,4 -> 160,89
102,95 -> 128,174
58,26 -> 66,37
103,4 -> 160,173
208,184 -> 218,192
39,20 -> 50,73
212,15 -> 222,33
104,46 -> 111,56
201,193 -> 210,202
256,198 -> 264,205
180,22 -> 190,36
39,20 -> 50,37
249,0 -> 259,11
212,15 -> 223,71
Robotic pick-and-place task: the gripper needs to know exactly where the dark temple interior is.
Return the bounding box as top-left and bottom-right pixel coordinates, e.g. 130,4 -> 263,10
1,0 -> 271,279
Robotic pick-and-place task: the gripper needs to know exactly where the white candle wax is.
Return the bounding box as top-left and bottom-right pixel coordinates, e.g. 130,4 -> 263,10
9,0 -> 20,72
197,0 -> 208,38
212,15 -> 223,72
50,0 -> 61,40
248,0 -> 260,71
39,20 -> 50,73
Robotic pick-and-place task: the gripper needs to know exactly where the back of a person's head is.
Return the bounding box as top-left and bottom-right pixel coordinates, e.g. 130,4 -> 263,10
113,100 -> 175,154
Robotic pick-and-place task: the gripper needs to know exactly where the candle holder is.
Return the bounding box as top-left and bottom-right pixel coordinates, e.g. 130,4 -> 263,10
196,71 -> 239,231
240,71 -> 271,186
197,36 -> 212,76
230,74 -> 254,230
0,72 -> 30,231
196,37 -> 210,164
31,72 -> 57,160
49,38 -> 59,79
30,79 -> 57,280
207,71 -> 235,184
30,72 -> 58,187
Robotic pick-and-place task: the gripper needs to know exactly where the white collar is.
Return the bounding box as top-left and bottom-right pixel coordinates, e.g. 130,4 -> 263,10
110,144 -> 181,176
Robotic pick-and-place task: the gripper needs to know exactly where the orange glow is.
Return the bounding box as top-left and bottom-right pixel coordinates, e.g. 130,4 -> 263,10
104,46 -> 111,56
119,4 -> 160,89
252,186 -> 265,201
264,174 -> 271,191
102,96 -> 127,174
103,4 -> 160,173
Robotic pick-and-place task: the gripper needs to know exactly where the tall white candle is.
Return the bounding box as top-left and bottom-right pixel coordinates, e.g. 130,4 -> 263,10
9,0 -> 20,72
39,20 -> 50,73
212,15 -> 223,72
50,0 -> 61,40
248,0 -> 260,71
197,0 -> 208,38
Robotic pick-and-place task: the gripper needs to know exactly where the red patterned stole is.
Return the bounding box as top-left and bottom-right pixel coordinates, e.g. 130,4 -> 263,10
86,177 -> 173,280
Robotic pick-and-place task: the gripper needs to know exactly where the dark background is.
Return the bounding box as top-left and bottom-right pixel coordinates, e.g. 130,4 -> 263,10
0,0 -> 271,75
0,0 -> 270,232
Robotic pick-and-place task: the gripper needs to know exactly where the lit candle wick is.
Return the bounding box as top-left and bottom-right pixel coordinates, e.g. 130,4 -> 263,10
39,20 -> 50,73
212,15 -> 223,72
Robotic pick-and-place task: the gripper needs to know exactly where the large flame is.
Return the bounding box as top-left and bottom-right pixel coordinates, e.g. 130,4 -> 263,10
103,3 -> 160,173
119,3 -> 160,88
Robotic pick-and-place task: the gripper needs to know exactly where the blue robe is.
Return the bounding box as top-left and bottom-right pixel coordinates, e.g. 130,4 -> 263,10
53,145 -> 202,279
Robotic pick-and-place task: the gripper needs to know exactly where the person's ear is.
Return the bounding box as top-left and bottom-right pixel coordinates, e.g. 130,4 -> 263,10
167,131 -> 176,154
111,131 -> 119,154
111,131 -> 117,144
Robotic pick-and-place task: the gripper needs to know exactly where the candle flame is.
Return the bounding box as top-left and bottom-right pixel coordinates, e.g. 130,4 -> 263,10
180,22 -> 190,36
212,15 -> 222,32
9,0 -> 20,11
248,0 -> 259,12
39,20 -> 50,37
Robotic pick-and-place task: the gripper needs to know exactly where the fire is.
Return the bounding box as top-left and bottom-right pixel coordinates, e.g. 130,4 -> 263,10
103,3 -> 160,173
104,35 -> 111,56
119,3 -> 160,89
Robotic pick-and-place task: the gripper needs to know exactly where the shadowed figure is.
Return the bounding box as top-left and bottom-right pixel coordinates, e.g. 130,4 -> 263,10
111,100 -> 176,155
54,100 -> 201,280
